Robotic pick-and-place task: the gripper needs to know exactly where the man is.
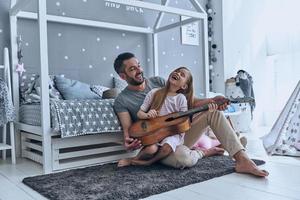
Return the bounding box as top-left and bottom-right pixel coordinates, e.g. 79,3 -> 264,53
113,52 -> 268,177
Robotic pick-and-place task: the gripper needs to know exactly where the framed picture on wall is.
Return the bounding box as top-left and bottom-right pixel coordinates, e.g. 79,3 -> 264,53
181,16 -> 199,46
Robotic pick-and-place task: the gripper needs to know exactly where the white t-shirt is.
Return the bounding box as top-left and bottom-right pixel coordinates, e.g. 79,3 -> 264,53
140,88 -> 188,152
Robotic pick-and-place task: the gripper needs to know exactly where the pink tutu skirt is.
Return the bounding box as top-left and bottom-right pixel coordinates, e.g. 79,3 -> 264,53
193,134 -> 221,150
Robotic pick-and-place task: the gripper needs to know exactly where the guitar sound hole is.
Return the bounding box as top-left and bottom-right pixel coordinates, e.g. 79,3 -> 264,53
141,121 -> 147,131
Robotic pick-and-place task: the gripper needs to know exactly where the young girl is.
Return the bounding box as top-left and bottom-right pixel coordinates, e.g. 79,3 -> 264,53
118,67 -> 224,167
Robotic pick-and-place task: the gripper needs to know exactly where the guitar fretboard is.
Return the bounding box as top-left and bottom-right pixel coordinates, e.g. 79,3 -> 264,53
166,97 -> 254,121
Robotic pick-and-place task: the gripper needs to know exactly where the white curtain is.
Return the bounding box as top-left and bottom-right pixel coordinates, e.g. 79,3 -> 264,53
222,0 -> 300,127
262,0 -> 300,126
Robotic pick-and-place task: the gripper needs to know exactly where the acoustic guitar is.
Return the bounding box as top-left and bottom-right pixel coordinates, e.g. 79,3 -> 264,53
129,97 -> 254,146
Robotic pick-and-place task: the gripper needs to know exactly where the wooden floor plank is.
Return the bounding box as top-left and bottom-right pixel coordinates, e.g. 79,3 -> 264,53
0,173 -> 34,200
146,187 -> 220,200
220,173 -> 300,200
186,178 -> 295,200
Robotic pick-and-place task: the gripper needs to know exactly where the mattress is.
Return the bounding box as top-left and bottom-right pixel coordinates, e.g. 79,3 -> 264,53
19,103 -> 60,131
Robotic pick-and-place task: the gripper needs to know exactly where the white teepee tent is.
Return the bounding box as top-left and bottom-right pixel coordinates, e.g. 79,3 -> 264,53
262,81 -> 300,156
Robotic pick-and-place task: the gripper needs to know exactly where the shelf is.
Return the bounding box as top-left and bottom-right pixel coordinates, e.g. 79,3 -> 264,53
0,143 -> 12,150
224,110 -> 242,116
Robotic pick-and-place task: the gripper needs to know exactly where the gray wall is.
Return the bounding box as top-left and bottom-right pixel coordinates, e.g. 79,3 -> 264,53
156,0 -> 206,97
1,0 -> 208,94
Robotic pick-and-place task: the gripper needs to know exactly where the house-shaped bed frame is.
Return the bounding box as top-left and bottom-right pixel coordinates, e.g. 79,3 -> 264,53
9,0 -> 209,173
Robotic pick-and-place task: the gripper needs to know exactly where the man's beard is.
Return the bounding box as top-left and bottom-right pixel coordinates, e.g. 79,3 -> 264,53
127,73 -> 144,86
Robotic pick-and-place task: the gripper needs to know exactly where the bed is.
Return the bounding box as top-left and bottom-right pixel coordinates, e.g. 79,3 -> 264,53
18,99 -> 132,171
17,73 -> 131,171
9,0 -> 209,173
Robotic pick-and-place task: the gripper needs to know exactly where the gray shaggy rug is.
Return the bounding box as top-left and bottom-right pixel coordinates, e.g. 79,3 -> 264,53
23,156 -> 265,200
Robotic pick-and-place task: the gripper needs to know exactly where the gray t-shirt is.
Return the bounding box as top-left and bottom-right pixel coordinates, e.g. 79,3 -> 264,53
114,76 -> 166,122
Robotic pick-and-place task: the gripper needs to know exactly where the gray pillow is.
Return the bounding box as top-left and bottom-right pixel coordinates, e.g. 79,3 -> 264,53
90,85 -> 109,98
113,77 -> 127,91
55,76 -> 100,100
102,88 -> 121,99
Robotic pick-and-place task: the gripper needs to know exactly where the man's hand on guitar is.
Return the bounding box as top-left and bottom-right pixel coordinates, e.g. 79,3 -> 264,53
212,96 -> 229,111
124,137 -> 142,151
147,109 -> 158,119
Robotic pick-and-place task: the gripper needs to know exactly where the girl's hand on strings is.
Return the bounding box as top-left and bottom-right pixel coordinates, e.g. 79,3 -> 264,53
147,109 -> 158,119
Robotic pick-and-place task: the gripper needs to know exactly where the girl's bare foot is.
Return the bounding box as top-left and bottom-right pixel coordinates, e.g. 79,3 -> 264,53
117,158 -> 132,167
202,147 -> 225,157
131,159 -> 152,166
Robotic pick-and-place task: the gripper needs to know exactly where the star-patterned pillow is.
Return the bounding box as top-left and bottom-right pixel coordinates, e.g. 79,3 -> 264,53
19,73 -> 40,104
34,75 -> 64,100
20,73 -> 65,104
20,73 -> 39,95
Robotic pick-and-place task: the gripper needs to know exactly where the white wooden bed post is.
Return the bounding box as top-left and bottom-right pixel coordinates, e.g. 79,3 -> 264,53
152,0 -> 170,76
202,16 -> 210,97
9,0 -> 21,157
189,0 -> 210,97
38,0 -> 52,173
152,33 -> 158,76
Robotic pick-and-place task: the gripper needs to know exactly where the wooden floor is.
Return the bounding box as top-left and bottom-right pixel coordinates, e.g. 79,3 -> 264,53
0,126 -> 299,200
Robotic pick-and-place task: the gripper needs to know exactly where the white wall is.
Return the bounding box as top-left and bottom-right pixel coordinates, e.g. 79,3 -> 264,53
222,0 -> 300,126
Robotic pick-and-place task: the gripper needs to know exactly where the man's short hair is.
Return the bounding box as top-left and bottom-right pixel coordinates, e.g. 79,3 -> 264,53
114,52 -> 135,74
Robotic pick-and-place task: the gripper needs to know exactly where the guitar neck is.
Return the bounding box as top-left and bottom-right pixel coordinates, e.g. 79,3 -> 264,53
174,104 -> 211,120
166,97 -> 253,121
166,104 -> 213,121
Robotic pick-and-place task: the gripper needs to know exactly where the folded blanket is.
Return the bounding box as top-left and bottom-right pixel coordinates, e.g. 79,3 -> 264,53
51,99 -> 122,137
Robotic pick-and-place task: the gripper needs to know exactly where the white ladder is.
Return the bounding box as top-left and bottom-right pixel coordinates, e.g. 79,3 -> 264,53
1,123 -> 16,164
0,47 -> 16,164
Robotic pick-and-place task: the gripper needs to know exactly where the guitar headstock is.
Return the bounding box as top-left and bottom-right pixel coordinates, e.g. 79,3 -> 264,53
228,97 -> 255,104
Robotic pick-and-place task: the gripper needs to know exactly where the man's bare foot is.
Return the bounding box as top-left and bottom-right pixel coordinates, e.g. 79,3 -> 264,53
202,147 -> 225,157
131,159 -> 152,166
234,150 -> 269,177
117,158 -> 132,167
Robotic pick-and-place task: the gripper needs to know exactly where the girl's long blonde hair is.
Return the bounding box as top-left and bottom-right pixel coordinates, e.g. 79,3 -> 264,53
150,67 -> 194,112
